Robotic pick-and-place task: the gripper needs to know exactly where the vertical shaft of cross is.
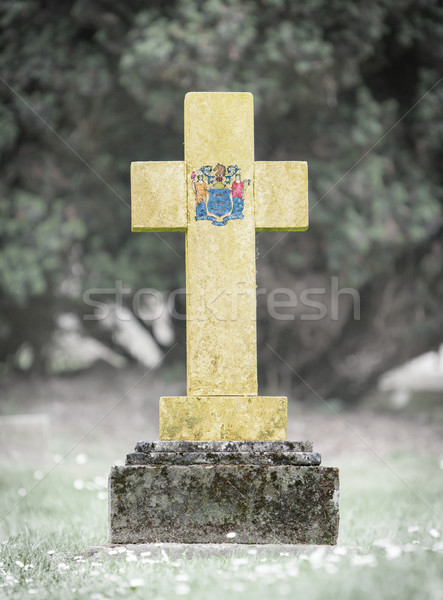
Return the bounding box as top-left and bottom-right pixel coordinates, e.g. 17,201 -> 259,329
184,93 -> 257,396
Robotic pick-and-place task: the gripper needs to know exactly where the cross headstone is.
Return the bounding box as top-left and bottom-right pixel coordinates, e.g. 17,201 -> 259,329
109,92 -> 339,545
131,92 -> 308,441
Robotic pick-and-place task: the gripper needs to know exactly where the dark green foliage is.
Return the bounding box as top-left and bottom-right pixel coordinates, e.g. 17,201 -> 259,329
0,0 -> 442,400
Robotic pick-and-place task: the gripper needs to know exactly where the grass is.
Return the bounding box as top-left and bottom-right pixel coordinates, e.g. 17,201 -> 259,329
0,452 -> 442,599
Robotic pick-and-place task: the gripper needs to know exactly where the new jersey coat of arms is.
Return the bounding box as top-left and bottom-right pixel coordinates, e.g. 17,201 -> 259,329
191,163 -> 250,226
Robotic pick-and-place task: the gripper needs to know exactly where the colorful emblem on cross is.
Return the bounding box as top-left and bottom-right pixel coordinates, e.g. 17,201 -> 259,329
191,164 -> 250,226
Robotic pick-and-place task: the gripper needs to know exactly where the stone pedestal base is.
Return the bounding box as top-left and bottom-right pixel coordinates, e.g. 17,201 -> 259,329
159,396 -> 287,440
109,442 -> 339,545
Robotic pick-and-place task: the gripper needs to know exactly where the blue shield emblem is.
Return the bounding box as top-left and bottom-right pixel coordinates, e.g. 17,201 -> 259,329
193,164 -> 246,226
207,188 -> 232,218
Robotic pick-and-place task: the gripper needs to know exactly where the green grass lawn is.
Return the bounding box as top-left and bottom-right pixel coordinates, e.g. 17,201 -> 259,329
0,452 -> 442,599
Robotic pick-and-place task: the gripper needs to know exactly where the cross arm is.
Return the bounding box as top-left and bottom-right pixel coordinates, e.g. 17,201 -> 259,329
254,161 -> 308,231
131,161 -> 187,232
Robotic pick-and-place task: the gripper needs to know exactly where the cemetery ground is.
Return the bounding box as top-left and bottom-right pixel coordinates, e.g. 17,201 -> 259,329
0,364 -> 442,599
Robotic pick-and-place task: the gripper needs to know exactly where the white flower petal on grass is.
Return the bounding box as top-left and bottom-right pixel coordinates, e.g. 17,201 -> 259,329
129,578 -> 145,588
117,547 -> 127,553
176,574 -> 190,582
285,564 -> 299,578
5,573 -> 16,582
407,525 -> 419,533
94,475 -> 107,487
429,529 -> 440,539
247,549 -> 257,555
231,557 -> 248,566
351,554 -> 377,567
161,549 -> 170,562
141,558 -> 159,564
226,532 -> 236,539
333,546 -> 348,556
385,545 -> 402,560
254,562 -> 284,578
108,549 -> 118,555
97,492 -> 107,501
175,583 -> 191,595
28,589 -> 37,595
140,551 -> 151,557
17,489 -> 26,497
325,563 -> 338,575
308,547 -> 326,568
126,554 -> 137,562
47,550 -> 55,556
373,538 -> 390,548
73,480 -> 84,491
15,561 -> 24,568
57,563 -> 70,571
75,453 -> 88,465
326,554 -> 340,563
33,471 -> 44,481
255,563 -> 272,574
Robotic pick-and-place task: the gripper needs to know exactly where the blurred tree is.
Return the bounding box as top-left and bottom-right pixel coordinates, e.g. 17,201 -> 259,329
0,0 -> 442,401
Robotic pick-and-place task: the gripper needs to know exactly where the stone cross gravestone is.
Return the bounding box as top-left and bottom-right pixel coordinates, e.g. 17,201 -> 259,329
109,92 -> 339,544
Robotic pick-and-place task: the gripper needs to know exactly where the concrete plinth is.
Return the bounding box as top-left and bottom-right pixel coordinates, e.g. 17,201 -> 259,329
109,441 -> 339,545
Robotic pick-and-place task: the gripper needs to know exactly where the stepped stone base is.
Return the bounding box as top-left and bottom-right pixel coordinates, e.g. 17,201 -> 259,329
109,441 -> 339,545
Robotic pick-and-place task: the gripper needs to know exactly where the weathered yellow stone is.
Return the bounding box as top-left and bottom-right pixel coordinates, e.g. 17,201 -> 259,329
131,161 -> 187,232
185,92 -> 257,396
255,161 -> 309,231
159,396 -> 287,441
130,92 -> 309,440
